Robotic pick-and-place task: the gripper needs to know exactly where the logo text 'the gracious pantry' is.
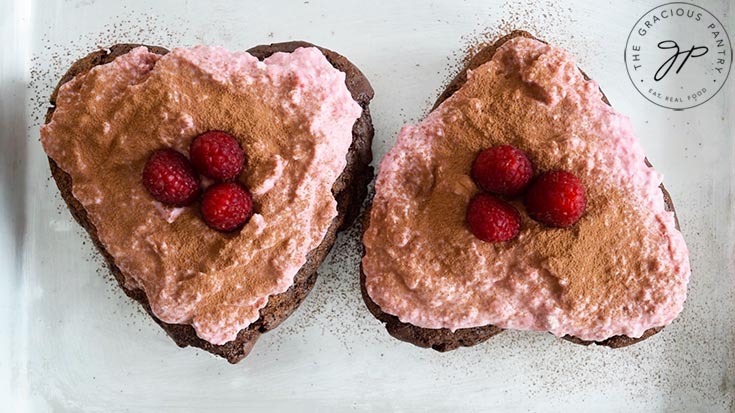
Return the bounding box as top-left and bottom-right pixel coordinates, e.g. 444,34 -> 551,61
625,2 -> 732,110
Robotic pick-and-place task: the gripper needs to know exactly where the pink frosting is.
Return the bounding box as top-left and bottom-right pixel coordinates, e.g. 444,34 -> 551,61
362,38 -> 690,341
42,46 -> 361,345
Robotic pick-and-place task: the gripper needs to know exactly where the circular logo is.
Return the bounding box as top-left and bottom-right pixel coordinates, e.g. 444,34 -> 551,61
625,2 -> 732,110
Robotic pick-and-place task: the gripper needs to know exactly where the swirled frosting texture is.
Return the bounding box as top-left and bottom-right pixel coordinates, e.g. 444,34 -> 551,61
42,46 -> 361,344
362,37 -> 690,341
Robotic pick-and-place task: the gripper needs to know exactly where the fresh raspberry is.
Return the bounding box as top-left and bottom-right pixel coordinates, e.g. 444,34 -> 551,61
189,131 -> 245,181
466,193 -> 521,243
524,170 -> 587,228
200,182 -> 254,232
142,149 -> 200,206
471,145 -> 534,196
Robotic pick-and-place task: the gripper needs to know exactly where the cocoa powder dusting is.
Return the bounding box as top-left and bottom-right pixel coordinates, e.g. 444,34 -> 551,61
426,61 -> 637,313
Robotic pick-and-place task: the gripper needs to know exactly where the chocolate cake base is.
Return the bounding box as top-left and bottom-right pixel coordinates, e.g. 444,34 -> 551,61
360,30 -> 679,351
45,42 -> 375,363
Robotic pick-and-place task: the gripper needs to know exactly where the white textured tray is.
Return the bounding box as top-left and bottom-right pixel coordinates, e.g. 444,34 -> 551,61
2,0 -> 733,411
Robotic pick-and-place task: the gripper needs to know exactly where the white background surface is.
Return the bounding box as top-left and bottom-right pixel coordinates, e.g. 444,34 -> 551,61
1,0 -> 734,411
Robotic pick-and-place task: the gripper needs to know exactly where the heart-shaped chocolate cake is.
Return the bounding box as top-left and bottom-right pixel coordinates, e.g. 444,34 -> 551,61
42,41 -> 374,363
361,31 -> 690,350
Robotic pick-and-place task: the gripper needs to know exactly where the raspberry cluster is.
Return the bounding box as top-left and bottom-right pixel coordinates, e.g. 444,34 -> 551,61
142,131 -> 254,232
467,144 -> 587,243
